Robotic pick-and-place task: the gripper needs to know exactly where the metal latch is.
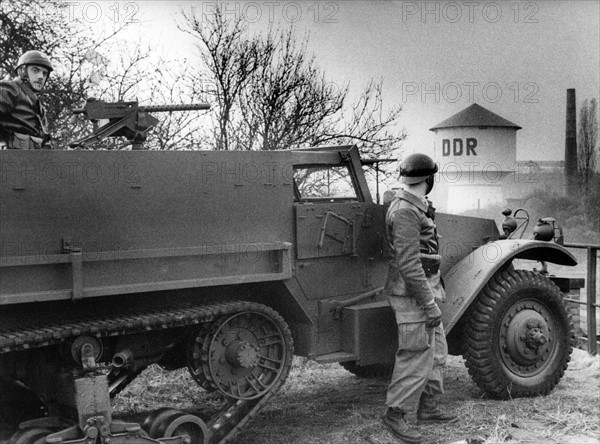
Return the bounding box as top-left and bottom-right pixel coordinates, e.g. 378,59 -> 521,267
63,238 -> 83,302
318,211 -> 356,256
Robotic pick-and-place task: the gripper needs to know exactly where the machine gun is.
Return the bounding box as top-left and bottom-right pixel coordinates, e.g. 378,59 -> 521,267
70,98 -> 211,149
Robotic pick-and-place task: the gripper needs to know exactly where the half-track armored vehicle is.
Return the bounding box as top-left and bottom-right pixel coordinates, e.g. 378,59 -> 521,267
0,107 -> 579,443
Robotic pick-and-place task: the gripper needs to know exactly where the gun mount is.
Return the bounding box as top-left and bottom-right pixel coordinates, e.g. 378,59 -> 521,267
70,98 -> 211,149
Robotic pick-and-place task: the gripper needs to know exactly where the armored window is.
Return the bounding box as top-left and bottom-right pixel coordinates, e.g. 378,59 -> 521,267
293,165 -> 359,202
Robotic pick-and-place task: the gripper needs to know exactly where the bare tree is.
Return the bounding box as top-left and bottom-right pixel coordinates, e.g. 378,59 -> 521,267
179,6 -> 406,157
0,0 -> 63,77
576,98 -> 599,232
144,65 -> 211,150
319,80 -> 405,153
238,28 -> 346,150
578,98 -> 598,191
180,4 -> 273,150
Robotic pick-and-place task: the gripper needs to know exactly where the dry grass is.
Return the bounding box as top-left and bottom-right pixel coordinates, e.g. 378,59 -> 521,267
1,349 -> 598,443
109,348 -> 600,444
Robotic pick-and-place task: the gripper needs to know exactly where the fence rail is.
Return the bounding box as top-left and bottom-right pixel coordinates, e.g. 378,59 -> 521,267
563,243 -> 599,355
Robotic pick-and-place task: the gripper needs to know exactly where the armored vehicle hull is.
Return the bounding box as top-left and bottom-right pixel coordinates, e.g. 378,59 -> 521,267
0,146 -> 578,443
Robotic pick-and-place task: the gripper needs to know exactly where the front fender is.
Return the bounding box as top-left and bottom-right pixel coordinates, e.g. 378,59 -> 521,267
441,239 -> 577,333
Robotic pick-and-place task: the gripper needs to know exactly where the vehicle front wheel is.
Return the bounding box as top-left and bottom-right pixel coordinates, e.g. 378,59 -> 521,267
464,269 -> 573,399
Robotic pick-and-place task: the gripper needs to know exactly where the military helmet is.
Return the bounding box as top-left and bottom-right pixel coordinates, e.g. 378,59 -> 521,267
16,50 -> 54,72
399,153 -> 438,184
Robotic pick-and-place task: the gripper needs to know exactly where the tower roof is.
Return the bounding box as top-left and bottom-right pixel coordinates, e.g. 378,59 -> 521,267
429,103 -> 522,131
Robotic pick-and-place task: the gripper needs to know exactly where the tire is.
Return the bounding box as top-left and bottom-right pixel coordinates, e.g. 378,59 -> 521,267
340,361 -> 393,378
464,269 -> 574,399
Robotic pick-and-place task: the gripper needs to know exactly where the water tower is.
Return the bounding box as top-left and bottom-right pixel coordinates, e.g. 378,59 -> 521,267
429,103 -> 522,213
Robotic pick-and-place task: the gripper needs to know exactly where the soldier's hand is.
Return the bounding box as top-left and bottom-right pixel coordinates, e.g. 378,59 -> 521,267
424,302 -> 442,329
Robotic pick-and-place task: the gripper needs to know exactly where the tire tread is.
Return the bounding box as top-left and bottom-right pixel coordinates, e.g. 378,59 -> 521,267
463,269 -> 574,399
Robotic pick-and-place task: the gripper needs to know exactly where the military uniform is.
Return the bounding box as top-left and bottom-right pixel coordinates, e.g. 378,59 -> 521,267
0,78 -> 49,149
384,188 -> 447,414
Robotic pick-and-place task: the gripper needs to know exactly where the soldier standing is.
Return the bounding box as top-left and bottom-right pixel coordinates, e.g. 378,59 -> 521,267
0,50 -> 53,149
382,153 -> 456,444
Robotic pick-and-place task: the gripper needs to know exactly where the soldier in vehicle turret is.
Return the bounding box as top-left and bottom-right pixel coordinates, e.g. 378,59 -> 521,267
0,50 -> 53,149
382,153 -> 456,444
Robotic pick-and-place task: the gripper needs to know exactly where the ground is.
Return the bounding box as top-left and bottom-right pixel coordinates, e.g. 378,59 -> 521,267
1,349 -> 598,444
113,348 -> 599,444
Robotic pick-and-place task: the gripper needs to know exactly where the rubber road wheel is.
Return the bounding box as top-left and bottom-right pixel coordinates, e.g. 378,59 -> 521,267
464,269 -> 574,399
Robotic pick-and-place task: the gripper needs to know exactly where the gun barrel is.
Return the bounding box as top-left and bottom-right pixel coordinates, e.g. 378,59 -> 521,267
72,103 -> 211,115
140,103 -> 211,113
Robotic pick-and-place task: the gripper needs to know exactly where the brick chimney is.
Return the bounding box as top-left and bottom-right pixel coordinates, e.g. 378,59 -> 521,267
565,89 -> 578,194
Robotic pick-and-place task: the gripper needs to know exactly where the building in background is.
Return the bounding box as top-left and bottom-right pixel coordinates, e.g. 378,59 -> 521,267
428,103 -> 565,214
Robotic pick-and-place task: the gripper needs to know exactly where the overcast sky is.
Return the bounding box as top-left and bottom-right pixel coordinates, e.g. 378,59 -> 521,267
91,1 -> 599,161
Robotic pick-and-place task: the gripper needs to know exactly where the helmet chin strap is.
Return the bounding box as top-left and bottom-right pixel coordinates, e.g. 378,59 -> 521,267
17,66 -> 30,84
425,176 -> 435,195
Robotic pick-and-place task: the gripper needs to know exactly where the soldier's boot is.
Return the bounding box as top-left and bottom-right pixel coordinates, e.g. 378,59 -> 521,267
417,393 -> 457,422
382,407 -> 422,444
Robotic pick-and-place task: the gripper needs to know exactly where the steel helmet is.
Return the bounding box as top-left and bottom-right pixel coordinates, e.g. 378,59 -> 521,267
399,153 -> 438,185
16,50 -> 54,72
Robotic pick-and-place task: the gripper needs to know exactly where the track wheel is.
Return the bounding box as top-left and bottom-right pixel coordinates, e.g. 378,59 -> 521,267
143,408 -> 180,438
9,428 -> 52,444
340,361 -> 393,378
155,410 -> 208,443
187,305 -> 293,400
464,269 -> 574,399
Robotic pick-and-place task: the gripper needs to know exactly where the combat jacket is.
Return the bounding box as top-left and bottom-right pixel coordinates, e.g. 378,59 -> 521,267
0,78 -> 49,144
384,189 -> 445,322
